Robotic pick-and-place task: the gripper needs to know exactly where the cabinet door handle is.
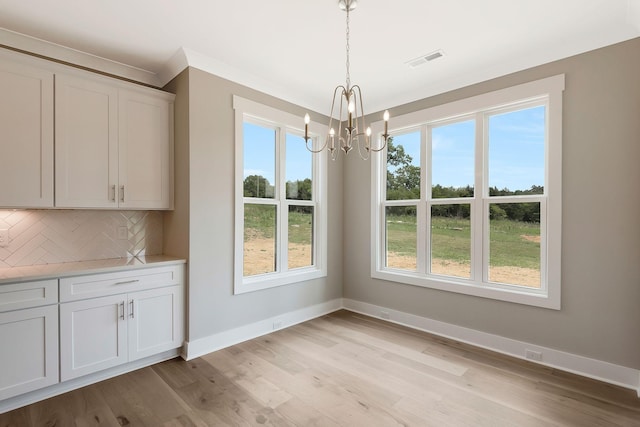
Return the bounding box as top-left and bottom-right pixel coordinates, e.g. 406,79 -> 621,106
111,185 -> 116,202
119,301 -> 125,320
114,279 -> 139,286
120,185 -> 125,203
129,299 -> 134,318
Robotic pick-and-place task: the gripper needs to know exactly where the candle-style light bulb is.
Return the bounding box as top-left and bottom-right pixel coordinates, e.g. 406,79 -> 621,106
304,113 -> 310,140
366,127 -> 371,137
329,127 -> 336,151
348,100 -> 354,129
383,110 -> 389,135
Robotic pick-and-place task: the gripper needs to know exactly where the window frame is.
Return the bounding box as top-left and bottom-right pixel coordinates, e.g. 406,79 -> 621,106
234,96 -> 328,294
370,75 -> 564,309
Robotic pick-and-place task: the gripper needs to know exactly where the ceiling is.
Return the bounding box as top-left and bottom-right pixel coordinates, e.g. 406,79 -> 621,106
1,0 -> 639,116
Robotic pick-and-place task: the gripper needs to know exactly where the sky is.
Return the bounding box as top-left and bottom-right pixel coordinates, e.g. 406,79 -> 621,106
391,105 -> 545,192
243,122 -> 311,184
243,105 -> 545,192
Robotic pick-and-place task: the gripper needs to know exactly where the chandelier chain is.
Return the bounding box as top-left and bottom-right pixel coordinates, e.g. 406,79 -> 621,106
345,5 -> 350,89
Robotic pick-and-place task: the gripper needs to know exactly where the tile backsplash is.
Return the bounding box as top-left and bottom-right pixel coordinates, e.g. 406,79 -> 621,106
0,210 -> 163,268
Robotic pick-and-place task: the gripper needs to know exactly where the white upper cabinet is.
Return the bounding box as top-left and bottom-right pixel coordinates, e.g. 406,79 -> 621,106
118,89 -> 173,209
55,74 -> 119,208
55,73 -> 174,209
0,60 -> 54,208
0,50 -> 174,210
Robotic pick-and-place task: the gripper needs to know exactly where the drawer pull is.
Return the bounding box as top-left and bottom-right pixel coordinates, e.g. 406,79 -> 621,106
114,279 -> 140,286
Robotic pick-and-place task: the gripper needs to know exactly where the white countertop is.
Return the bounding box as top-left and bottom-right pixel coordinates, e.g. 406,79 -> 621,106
0,256 -> 186,285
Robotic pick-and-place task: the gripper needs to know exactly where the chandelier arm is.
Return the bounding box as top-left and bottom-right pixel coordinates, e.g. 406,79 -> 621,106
351,84 -> 366,136
368,140 -> 389,153
356,131 -> 371,160
338,89 -> 347,151
305,137 -> 329,154
304,85 -> 347,154
331,85 -> 347,122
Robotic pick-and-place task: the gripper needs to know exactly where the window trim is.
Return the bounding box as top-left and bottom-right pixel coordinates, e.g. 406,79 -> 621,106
370,75 -> 564,309
234,96 -> 328,294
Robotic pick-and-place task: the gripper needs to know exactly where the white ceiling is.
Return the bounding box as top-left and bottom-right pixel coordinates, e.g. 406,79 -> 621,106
1,0 -> 639,115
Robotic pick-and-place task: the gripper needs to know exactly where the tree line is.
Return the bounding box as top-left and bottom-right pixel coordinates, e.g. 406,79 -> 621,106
243,175 -> 312,201
386,139 -> 542,223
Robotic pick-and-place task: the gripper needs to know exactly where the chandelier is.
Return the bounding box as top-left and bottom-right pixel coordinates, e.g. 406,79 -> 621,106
304,0 -> 390,160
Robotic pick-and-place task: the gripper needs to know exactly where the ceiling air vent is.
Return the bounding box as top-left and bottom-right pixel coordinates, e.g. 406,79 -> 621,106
406,50 -> 445,69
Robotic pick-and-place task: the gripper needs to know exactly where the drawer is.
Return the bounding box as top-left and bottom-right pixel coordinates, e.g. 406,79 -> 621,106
60,264 -> 184,302
0,280 -> 58,312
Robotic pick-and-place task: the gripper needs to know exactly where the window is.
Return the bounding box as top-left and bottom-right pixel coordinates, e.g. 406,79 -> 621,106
371,75 -> 564,309
234,96 -> 327,294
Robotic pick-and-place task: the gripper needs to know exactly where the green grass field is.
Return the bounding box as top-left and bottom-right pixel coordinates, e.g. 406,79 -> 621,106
243,204 -> 540,272
244,204 -> 313,244
386,214 -> 540,269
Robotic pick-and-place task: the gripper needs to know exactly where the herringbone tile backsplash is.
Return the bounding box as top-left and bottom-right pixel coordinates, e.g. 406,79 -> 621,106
0,210 -> 163,268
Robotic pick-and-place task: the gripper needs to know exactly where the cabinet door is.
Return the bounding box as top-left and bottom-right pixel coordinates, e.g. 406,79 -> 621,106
0,305 -> 59,400
55,74 -> 119,208
0,61 -> 54,208
118,89 -> 173,209
60,294 -> 127,381
128,285 -> 183,361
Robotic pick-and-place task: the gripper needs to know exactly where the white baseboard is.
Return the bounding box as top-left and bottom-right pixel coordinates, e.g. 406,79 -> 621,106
343,298 -> 640,394
0,349 -> 179,414
183,298 -> 343,360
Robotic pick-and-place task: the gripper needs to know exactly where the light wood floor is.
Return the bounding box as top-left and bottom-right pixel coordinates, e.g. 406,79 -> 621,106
2,310 -> 639,426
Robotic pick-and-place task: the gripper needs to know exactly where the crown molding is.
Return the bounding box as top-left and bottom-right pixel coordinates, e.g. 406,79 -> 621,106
0,28 -> 162,87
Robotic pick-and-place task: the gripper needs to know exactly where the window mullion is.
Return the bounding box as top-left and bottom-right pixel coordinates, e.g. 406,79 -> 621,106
473,112 -> 485,283
419,124 -> 429,274
277,127 -> 287,273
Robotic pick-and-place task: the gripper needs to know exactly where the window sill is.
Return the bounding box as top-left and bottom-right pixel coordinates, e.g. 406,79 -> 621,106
235,267 -> 327,294
372,268 -> 560,310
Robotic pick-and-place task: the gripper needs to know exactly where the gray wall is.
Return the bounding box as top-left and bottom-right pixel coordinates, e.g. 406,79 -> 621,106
164,68 -> 344,341
343,37 -> 640,369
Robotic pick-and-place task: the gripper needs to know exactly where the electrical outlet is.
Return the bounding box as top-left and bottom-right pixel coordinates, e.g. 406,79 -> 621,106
117,226 -> 128,240
525,349 -> 543,362
380,311 -> 390,320
0,229 -> 8,247
273,319 -> 283,330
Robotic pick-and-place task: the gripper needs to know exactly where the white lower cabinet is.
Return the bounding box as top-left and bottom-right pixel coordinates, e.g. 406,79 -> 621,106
0,280 -> 59,401
60,294 -> 127,380
127,285 -> 183,361
59,265 -> 184,381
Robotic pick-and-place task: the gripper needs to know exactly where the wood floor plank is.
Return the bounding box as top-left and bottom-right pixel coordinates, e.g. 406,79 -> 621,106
173,357 -> 295,426
1,310 -> 639,426
0,407 -> 30,427
274,397 -> 342,427
206,345 -> 402,426
95,366 -> 191,426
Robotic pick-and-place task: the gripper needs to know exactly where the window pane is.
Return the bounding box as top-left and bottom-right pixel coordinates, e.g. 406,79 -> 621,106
243,122 -> 276,199
430,204 -> 471,278
288,205 -> 314,269
243,203 -> 277,276
488,106 -> 545,195
431,120 -> 475,198
489,202 -> 541,288
386,131 -> 421,200
385,206 -> 417,271
286,133 -> 312,200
